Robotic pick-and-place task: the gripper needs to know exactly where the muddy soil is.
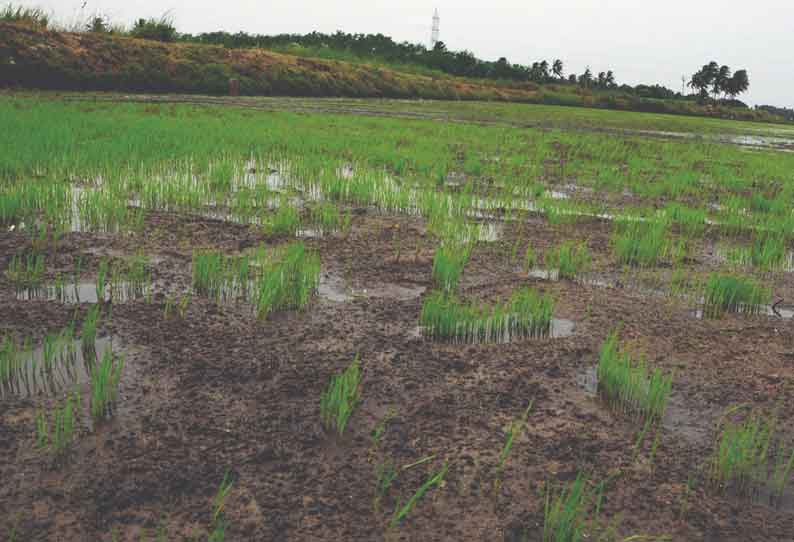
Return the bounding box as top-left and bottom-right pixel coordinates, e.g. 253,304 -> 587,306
1,209 -> 793,541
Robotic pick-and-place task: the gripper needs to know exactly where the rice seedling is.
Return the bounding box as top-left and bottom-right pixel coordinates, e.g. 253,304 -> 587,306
497,401 -> 534,474
524,245 -> 537,271
320,355 -> 361,436
709,409 -> 794,500
544,241 -> 591,279
726,235 -> 788,272
5,252 -> 44,287
90,347 -> 124,421
543,472 -> 599,542
432,242 -> 471,292
81,305 -> 101,356
371,407 -> 397,450
374,458 -> 398,511
96,258 -> 109,303
613,218 -> 669,267
420,287 -> 554,343
596,332 -> 672,423
254,242 -> 320,319
211,471 -> 234,530
35,390 -> 81,458
389,462 -> 448,528
702,273 -> 770,318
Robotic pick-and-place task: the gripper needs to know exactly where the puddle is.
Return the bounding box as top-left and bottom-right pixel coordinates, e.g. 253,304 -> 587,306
16,281 -> 148,304
0,336 -> 116,398
526,268 -> 560,281
577,366 -> 598,395
691,304 -> 794,320
551,318 -> 576,338
318,274 -> 426,303
318,273 -> 354,303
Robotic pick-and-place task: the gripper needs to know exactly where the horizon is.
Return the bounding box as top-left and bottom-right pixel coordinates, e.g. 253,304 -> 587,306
20,0 -> 794,109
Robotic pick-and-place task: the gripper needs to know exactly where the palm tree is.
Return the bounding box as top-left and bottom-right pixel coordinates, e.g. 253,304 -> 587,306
552,59 -> 564,79
714,65 -> 731,99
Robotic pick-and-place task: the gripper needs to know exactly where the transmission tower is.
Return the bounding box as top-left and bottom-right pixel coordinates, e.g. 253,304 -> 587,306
431,9 -> 440,48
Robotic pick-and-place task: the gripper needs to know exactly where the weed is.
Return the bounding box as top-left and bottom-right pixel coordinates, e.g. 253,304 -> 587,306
320,355 -> 361,436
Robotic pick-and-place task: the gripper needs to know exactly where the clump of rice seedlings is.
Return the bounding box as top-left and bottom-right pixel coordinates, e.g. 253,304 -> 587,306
597,332 -> 672,423
702,273 -> 770,318
320,355 -> 361,436
544,241 -> 591,279
81,305 -> 101,356
542,473 -> 615,542
420,287 -> 554,343
308,202 -> 352,235
254,242 -> 320,319
5,252 -> 44,287
664,203 -> 707,237
265,200 -> 301,236
432,242 -> 471,292
90,348 -> 124,421
709,409 -> 794,500
35,391 -> 81,458
613,218 -> 669,267
192,250 -> 253,302
726,235 -> 788,272
389,462 -> 448,528
0,336 -> 22,390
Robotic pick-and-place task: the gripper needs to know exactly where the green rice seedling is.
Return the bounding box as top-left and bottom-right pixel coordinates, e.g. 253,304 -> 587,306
81,305 -> 101,357
524,246 -> 537,271
265,201 -> 301,236
420,287 -> 554,343
254,242 -> 320,319
709,410 -> 794,499
211,471 -> 234,528
375,459 -> 398,511
163,295 -> 175,320
544,241 -> 591,279
96,258 -> 109,303
613,218 -> 669,267
543,472 -> 596,542
702,273 -> 770,318
320,355 -> 361,436
90,348 -> 124,421
389,462 -> 448,528
371,407 -> 397,450
497,401 -> 534,474
35,391 -> 81,458
178,293 -> 191,318
726,235 -> 788,272
5,252 -> 44,287
432,242 -> 471,292
597,332 -> 672,423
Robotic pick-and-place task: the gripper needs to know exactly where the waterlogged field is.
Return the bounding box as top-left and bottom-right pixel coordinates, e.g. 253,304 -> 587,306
1,94 -> 793,541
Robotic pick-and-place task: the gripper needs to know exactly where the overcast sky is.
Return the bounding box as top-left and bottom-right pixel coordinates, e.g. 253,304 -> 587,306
27,0 -> 794,108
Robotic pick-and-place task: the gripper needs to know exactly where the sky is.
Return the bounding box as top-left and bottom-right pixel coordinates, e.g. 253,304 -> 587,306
26,0 -> 794,108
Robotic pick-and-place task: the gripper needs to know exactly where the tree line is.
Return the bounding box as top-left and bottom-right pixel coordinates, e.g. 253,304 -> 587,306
688,62 -> 749,101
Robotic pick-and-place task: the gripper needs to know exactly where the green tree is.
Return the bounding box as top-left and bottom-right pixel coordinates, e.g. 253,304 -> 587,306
552,59 -> 564,79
